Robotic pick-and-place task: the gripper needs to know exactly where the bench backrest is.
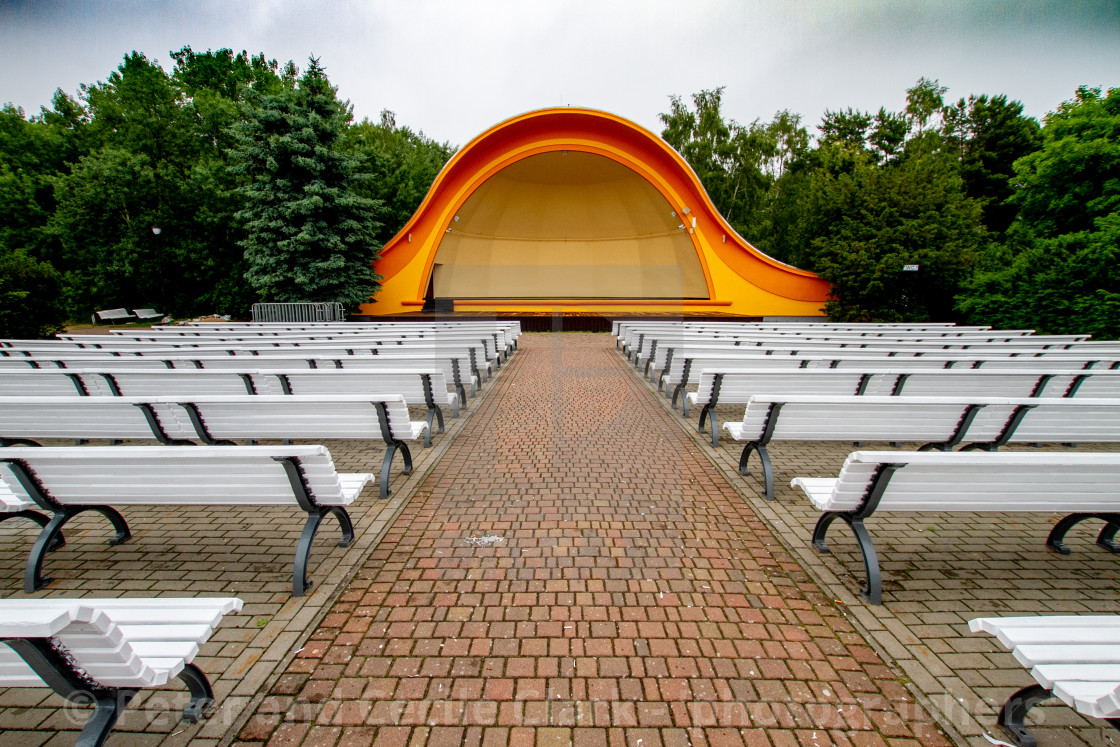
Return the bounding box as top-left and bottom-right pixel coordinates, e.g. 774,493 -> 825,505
0,371 -> 90,396
165,394 -> 421,443
694,368 -> 1106,402
0,445 -> 359,506
81,369 -> 273,396
737,395 -> 1120,445
93,308 -> 132,322
0,394 -> 421,444
808,450 -> 1120,513
263,369 -> 455,404
0,396 -> 182,440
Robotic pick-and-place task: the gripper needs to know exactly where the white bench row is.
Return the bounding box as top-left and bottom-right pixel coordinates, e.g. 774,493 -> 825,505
5,337 -> 505,375
627,329 -> 1079,363
0,394 -> 425,500
0,368 -> 457,446
129,322 -> 521,354
135,319 -> 520,345
652,342 -> 1120,392
790,450 -> 1120,605
648,344 -> 1119,390
16,325 -> 510,351
613,321 -> 1026,353
684,367 -> 1120,445
1,347 -> 489,402
61,326 -> 514,355
0,445 -> 372,595
725,395 -> 1120,499
0,597 -> 242,745
618,325 -> 1091,363
969,615 -> 1120,746
614,321 -> 978,337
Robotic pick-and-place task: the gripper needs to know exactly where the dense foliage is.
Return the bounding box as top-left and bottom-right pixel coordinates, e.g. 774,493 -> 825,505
0,47 -> 453,336
0,48 -> 1114,338
663,80 -> 1117,334
956,87 -> 1120,337
230,59 -> 384,306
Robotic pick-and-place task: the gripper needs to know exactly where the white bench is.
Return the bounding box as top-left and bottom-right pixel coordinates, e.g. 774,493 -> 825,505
91,308 -> 133,325
688,367 -> 1111,446
5,367 -> 454,447
725,395 -> 1120,499
131,308 -> 164,321
164,395 -> 423,500
0,394 -> 425,500
263,369 -> 458,446
969,615 -> 1120,746
791,451 -> 1120,604
0,445 -> 373,595
0,597 -> 242,745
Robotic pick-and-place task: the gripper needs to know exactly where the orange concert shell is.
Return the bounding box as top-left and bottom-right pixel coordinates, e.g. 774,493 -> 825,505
359,107 -> 830,317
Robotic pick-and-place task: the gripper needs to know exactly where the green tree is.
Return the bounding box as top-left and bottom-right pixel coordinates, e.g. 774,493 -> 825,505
0,98 -> 87,262
904,77 -> 948,137
957,86 -> 1120,337
343,110 -> 455,244
943,94 -> 1041,233
808,148 -> 985,321
48,51 -> 265,317
659,88 -> 771,240
0,248 -> 66,338
230,58 -> 384,308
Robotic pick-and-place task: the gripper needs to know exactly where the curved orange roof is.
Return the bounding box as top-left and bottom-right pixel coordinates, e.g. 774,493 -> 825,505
362,107 -> 830,316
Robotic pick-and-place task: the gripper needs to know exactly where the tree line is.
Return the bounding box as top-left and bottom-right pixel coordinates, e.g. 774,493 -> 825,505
0,49 -> 1116,339
661,80 -> 1119,338
0,48 -> 453,337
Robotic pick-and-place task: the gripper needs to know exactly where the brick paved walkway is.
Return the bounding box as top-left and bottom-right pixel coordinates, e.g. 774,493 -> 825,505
233,334 -> 950,747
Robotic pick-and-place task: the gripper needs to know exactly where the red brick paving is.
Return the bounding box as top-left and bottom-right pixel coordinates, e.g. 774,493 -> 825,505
233,334 -> 951,746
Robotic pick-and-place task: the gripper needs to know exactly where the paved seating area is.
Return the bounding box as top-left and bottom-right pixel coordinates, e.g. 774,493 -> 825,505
2,332 -> 1119,746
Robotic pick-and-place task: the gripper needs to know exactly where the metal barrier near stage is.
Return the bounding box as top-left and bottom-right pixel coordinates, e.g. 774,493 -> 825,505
250,302 -> 346,323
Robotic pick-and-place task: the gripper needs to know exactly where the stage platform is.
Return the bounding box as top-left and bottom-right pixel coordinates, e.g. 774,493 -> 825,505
349,310 -> 780,332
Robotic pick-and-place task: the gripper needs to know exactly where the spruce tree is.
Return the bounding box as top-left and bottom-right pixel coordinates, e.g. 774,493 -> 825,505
230,58 -> 383,308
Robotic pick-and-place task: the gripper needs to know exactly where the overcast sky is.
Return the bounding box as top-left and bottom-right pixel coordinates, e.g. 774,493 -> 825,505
1,0 -> 1117,147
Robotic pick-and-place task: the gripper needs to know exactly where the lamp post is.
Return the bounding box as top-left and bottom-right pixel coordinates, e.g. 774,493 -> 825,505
151,226 -> 165,313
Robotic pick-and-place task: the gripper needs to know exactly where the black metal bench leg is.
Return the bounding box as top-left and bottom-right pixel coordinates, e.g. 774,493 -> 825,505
739,443 -> 775,501
811,513 -> 882,604
75,690 -> 138,747
845,517 -> 882,605
997,683 -> 1052,747
1097,520 -> 1120,552
424,406 -> 445,446
2,636 -> 139,746
378,441 -> 413,500
177,663 -> 216,723
1,510 -> 65,550
1046,512 -> 1120,554
399,441 -> 414,475
293,507 -> 354,596
26,507 -> 131,592
697,405 -> 722,446
379,446 -> 396,500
